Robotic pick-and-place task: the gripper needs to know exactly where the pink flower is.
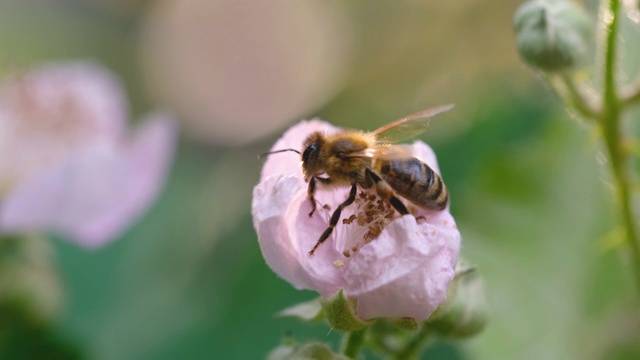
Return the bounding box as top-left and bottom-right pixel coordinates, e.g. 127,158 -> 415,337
252,120 -> 460,322
0,62 -> 177,248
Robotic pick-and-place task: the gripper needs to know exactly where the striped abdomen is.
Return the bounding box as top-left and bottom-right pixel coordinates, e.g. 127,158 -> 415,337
374,157 -> 448,210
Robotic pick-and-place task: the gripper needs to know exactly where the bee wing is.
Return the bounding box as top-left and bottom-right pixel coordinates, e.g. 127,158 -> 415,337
372,104 -> 454,144
373,145 -> 414,160
345,145 -> 414,161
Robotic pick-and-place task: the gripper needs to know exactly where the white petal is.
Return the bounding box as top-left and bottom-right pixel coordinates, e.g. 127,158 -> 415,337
252,175 -> 344,295
343,215 -> 460,321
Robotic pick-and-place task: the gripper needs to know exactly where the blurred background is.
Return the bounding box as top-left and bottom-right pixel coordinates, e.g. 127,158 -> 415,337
1,0 -> 639,359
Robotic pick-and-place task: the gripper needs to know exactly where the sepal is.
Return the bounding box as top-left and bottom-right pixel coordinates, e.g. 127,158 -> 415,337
278,297 -> 324,322
321,289 -> 372,332
389,317 -> 419,331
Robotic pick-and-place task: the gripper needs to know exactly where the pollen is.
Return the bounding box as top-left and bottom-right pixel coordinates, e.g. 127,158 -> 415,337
341,190 -> 397,257
333,259 -> 347,268
358,192 -> 395,244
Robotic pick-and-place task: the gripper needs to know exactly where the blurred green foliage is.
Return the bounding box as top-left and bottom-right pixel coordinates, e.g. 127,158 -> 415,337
1,0 -> 639,359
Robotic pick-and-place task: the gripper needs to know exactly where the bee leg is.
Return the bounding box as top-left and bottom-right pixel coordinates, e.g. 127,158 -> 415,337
309,183 -> 357,256
307,177 -> 317,217
308,176 -> 332,217
366,169 -> 409,216
387,195 -> 409,216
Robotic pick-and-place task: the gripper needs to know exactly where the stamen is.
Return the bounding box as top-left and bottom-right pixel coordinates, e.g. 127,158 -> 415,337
342,214 -> 357,225
339,190 -> 400,259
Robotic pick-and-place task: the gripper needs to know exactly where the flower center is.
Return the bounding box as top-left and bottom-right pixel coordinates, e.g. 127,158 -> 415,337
339,190 -> 396,259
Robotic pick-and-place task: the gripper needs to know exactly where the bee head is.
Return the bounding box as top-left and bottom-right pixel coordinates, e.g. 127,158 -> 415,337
302,131 -> 325,181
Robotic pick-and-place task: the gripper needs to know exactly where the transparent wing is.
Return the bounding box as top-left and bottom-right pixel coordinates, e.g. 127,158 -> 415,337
372,145 -> 414,160
372,104 -> 454,144
345,145 -> 414,161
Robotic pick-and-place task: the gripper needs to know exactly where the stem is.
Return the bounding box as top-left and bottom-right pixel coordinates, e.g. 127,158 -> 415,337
342,330 -> 365,359
600,0 -> 640,297
393,326 -> 431,360
558,73 -> 600,119
603,0 -> 619,107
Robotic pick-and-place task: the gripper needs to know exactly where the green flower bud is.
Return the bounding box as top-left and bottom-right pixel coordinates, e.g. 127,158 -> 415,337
267,342 -> 350,360
321,289 -> 372,332
514,0 -> 593,72
364,319 -> 413,355
0,235 -> 62,324
427,264 -> 489,339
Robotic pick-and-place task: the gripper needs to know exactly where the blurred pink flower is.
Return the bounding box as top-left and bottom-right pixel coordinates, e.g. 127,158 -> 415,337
0,62 -> 177,248
139,0 -> 351,146
252,120 -> 460,322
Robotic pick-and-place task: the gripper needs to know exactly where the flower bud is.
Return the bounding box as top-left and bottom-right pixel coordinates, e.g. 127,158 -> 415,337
389,317 -> 419,331
0,235 -> 62,324
427,264 -> 489,339
267,341 -> 350,360
514,0 -> 592,72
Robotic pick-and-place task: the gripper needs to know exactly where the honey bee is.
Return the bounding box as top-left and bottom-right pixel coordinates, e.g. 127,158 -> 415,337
262,104 -> 453,256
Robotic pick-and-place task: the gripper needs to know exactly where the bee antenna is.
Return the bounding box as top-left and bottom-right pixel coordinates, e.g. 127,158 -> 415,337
258,148 -> 301,159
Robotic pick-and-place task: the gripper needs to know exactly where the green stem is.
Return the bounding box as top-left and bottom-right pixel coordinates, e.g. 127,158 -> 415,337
342,329 -> 366,359
393,326 -> 431,360
600,0 -> 640,298
558,73 -> 600,119
603,0 -> 620,106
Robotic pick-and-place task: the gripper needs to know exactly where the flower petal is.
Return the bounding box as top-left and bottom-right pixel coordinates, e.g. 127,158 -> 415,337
343,214 -> 460,321
0,113 -> 178,248
0,61 -> 129,190
252,175 -> 344,295
252,176 -> 311,289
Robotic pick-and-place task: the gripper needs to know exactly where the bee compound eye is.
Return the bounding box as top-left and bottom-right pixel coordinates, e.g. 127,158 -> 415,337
302,144 -> 316,162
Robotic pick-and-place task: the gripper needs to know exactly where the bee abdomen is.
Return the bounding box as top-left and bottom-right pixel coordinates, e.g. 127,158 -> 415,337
375,157 -> 448,211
